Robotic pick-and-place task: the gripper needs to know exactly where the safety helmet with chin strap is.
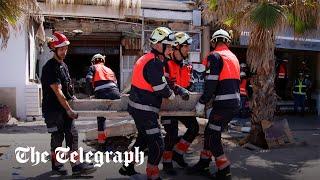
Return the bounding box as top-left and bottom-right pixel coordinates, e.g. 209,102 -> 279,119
91,54 -> 106,64
173,32 -> 192,60
211,29 -> 231,43
149,27 -> 177,57
149,27 -> 176,46
174,32 -> 193,46
47,32 -> 70,51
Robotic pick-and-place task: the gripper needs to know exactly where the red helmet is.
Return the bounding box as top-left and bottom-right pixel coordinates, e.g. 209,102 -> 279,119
47,32 -> 70,50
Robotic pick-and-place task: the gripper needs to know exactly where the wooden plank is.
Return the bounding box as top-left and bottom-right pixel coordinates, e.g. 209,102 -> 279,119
70,93 -> 201,111
76,111 -> 195,118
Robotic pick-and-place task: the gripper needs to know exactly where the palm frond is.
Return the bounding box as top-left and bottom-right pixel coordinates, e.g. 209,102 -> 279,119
0,0 -> 38,49
287,0 -> 319,36
202,0 -> 249,25
250,2 -> 286,30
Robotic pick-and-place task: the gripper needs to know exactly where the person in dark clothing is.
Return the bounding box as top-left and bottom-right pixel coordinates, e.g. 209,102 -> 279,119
160,32 -> 199,175
86,53 -> 121,151
41,32 -> 96,176
304,74 -> 313,113
119,27 -> 175,180
293,72 -> 308,116
239,71 -> 252,118
188,29 -> 240,180
275,59 -> 289,100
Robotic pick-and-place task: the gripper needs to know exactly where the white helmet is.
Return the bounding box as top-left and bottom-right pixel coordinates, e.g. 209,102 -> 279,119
240,63 -> 247,68
91,53 -> 105,64
149,27 -> 176,46
174,32 -> 193,46
211,29 -> 231,43
240,71 -> 247,77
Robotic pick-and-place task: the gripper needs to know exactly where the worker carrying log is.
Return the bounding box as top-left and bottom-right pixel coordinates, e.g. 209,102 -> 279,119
188,29 -> 240,180
119,27 -> 176,180
85,54 -> 121,151
160,32 -> 199,175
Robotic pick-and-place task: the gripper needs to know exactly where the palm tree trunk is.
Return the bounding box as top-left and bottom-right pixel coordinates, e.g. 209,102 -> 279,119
246,27 -> 278,148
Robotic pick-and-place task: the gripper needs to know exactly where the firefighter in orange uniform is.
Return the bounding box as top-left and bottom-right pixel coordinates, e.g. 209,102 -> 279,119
86,54 -> 121,151
160,32 -> 199,175
275,59 -> 288,100
239,71 -> 252,118
118,27 -> 176,180
189,29 -> 240,180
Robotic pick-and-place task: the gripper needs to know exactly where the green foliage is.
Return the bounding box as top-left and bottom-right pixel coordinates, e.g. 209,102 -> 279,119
250,2 -> 285,29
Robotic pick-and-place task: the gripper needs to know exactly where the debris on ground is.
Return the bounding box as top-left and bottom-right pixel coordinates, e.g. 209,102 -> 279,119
262,118 -> 294,148
0,104 -> 11,127
242,143 -> 262,151
0,145 -> 10,157
228,118 -> 252,133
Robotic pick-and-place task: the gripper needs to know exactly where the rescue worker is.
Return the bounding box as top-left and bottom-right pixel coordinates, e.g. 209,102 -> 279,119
86,54 -> 121,151
304,74 -> 313,113
240,63 -> 248,75
276,59 -> 289,100
293,72 -> 308,116
41,32 -> 96,175
299,60 -> 311,76
189,29 -> 240,180
119,27 -> 176,180
161,32 -> 199,175
239,71 -> 252,118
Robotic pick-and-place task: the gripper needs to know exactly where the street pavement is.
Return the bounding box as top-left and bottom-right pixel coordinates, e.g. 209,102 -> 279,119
0,115 -> 319,180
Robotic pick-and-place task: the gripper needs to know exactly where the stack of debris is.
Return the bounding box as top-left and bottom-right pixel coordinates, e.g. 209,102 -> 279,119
0,104 -> 11,127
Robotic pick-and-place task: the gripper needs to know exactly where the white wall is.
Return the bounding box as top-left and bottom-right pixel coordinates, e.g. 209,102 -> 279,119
38,29 -> 54,78
0,27 -> 29,119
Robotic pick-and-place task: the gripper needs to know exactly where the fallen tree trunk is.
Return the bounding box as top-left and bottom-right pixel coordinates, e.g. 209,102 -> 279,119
70,93 -> 202,117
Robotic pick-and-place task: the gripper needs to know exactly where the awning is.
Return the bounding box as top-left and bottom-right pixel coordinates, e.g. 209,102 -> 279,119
240,34 -> 320,52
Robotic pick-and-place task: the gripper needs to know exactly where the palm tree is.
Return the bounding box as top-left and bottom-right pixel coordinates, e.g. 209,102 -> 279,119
0,0 -> 38,49
0,0 -> 141,49
201,0 -> 320,148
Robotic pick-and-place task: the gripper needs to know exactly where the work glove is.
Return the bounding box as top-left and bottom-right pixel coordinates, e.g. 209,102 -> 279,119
179,87 -> 190,101
66,109 -> 78,119
168,91 -> 175,101
195,102 -> 205,118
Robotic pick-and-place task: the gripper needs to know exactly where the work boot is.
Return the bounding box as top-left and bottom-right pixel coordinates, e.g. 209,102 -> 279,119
52,164 -> 67,175
186,159 -> 211,175
172,151 -> 188,168
162,162 -> 177,176
119,163 -> 139,176
214,166 -> 232,180
72,162 -> 97,176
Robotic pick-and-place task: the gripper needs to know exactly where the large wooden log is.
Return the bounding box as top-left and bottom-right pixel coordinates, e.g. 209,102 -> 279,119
70,93 -> 202,117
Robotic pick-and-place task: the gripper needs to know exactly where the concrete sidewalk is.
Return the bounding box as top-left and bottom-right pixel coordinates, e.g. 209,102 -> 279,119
0,115 -> 319,180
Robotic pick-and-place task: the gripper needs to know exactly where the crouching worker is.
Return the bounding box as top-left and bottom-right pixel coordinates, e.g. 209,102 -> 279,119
86,53 -> 121,151
42,32 -> 96,176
